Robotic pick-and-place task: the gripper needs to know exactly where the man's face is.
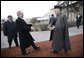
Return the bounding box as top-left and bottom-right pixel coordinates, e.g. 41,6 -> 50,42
19,12 -> 24,18
8,16 -> 13,21
54,8 -> 60,14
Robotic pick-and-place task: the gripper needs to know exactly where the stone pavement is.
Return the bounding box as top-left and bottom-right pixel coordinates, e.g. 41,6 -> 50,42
1,25 -> 83,48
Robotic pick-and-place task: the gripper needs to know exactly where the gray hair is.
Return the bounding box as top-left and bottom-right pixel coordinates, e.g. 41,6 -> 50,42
17,11 -> 22,16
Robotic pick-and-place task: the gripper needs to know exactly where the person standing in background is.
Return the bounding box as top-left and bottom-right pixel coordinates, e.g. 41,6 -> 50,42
3,15 -> 19,49
76,11 -> 82,28
48,14 -> 56,41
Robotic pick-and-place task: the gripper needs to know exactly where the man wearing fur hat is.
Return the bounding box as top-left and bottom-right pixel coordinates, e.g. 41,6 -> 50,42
48,5 -> 71,55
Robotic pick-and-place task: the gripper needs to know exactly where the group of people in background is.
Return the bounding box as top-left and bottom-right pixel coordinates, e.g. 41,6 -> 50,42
3,11 -> 40,55
3,5 -> 82,56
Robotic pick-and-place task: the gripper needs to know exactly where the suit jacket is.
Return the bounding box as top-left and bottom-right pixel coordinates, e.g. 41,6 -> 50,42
49,16 -> 56,26
76,14 -> 82,23
3,20 -> 17,38
49,16 -> 56,41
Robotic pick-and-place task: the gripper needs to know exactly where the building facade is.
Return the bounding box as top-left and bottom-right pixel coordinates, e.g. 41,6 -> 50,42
58,1 -> 83,24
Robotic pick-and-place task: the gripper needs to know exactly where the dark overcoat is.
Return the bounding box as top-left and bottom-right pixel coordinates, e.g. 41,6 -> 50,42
16,17 -> 34,49
52,13 -> 71,52
3,20 -> 17,38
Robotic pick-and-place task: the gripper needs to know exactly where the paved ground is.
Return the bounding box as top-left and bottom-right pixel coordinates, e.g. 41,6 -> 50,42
1,34 -> 83,57
1,25 -> 83,48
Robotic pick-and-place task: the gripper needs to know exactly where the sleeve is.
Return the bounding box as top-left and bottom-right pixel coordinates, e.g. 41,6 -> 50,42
63,15 -> 69,39
18,19 -> 31,31
27,24 -> 32,27
63,15 -> 71,50
49,17 -> 56,26
80,15 -> 82,19
49,18 -> 51,24
3,22 -> 7,36
76,15 -> 78,20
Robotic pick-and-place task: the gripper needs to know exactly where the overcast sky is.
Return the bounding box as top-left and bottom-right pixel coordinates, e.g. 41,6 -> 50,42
1,1 -> 58,20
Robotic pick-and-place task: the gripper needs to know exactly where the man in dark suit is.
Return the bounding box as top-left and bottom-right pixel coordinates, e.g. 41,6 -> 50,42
3,15 -> 19,49
76,11 -> 82,28
16,11 -> 40,55
48,14 -> 56,41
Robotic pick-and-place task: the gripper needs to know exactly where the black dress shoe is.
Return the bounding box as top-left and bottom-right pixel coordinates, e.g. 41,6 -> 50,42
34,46 -> 40,50
51,50 -> 58,53
22,52 -> 29,55
65,50 -> 71,56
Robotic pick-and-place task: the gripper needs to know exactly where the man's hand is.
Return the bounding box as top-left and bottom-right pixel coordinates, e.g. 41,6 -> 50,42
48,25 -> 55,30
31,26 -> 35,31
48,25 -> 52,30
51,25 -> 55,30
